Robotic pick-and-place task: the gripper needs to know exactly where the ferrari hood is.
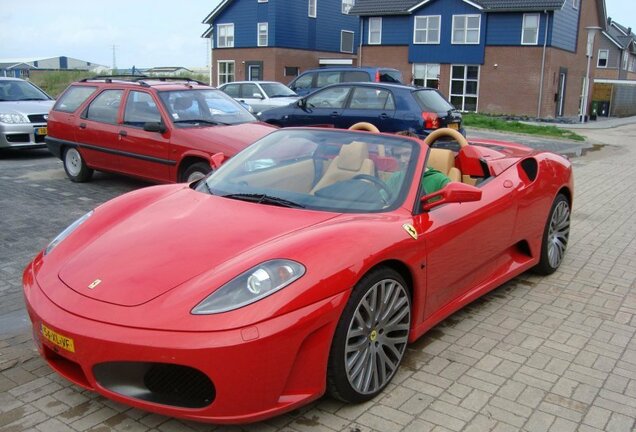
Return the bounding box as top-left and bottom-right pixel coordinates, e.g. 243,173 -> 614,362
58,188 -> 335,306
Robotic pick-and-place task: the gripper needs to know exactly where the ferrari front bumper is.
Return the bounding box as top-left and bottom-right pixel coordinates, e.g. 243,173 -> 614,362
23,261 -> 348,424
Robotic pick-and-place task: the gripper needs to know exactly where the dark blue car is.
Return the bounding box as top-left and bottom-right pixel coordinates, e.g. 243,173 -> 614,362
257,82 -> 463,137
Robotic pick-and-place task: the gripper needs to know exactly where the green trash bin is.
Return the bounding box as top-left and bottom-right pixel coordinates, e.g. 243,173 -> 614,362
590,101 -> 599,121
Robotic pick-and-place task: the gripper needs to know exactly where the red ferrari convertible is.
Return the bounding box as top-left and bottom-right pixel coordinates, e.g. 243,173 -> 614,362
23,125 -> 572,423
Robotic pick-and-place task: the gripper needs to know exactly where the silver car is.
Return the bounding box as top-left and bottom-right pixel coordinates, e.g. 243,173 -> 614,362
219,81 -> 299,114
0,77 -> 55,150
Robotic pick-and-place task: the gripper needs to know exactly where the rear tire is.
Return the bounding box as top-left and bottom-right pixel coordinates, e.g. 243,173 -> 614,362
181,162 -> 211,183
534,193 -> 570,275
63,147 -> 93,182
327,267 -> 411,403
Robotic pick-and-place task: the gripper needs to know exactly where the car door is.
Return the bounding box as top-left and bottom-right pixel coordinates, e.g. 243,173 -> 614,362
117,90 -> 171,182
341,86 -> 396,131
75,89 -> 124,172
288,85 -> 352,127
412,160 -> 519,320
240,83 -> 266,113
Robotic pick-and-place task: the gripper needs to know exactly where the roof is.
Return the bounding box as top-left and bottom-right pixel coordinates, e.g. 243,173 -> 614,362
349,0 -> 566,16
605,19 -> 636,51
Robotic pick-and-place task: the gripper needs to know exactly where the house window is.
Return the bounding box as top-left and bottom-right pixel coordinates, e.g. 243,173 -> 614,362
369,18 -> 382,45
597,49 -> 609,68
414,16 -> 441,44
452,15 -> 480,44
217,61 -> 235,85
284,66 -> 299,76
413,63 -> 440,89
217,24 -> 234,48
342,0 -> 354,14
624,51 -> 629,70
521,14 -> 539,45
258,0 -> 268,2
341,30 -> 354,53
572,0 -> 579,9
308,0 -> 317,18
450,65 -> 479,112
258,23 -> 268,46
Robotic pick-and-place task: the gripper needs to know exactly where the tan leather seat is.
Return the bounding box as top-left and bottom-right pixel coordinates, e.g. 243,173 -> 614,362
311,141 -> 375,193
428,148 -> 461,182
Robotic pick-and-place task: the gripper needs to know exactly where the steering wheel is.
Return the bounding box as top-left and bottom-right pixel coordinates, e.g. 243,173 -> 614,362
352,174 -> 392,204
349,122 -> 380,133
423,128 -> 469,149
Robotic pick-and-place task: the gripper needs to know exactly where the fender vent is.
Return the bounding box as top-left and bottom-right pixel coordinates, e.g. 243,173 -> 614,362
520,158 -> 538,182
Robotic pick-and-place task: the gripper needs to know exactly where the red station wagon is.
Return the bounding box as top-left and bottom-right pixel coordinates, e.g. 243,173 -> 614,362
46,76 -> 275,183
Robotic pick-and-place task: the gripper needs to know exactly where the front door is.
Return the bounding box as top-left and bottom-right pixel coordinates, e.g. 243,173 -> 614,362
246,61 -> 263,81
289,85 -> 351,127
556,69 -> 567,117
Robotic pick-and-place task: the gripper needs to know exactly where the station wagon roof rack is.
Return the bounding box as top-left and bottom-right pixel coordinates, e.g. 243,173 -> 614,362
80,75 -> 208,87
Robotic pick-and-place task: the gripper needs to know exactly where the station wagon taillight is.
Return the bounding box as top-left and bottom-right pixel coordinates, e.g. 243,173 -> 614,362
375,71 -> 380,82
422,112 -> 440,129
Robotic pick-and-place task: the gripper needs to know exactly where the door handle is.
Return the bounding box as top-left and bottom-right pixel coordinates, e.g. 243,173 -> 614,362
119,130 -> 128,137
330,111 -> 340,117
79,123 -> 86,129
379,113 -> 389,119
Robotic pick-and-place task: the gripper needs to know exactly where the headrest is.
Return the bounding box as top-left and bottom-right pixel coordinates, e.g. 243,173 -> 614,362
427,148 -> 454,174
337,141 -> 369,171
173,96 -> 193,111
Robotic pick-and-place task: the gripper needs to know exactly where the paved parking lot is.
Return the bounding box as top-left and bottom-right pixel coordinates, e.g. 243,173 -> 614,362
0,125 -> 635,432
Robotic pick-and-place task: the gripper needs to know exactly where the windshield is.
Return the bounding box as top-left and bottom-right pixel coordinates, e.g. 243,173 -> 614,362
197,129 -> 419,213
260,83 -> 297,98
158,89 -> 255,126
0,80 -> 52,101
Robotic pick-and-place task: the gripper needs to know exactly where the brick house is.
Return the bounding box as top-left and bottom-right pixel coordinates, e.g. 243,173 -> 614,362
201,0 -> 360,86
349,0 -> 608,118
595,19 -> 636,80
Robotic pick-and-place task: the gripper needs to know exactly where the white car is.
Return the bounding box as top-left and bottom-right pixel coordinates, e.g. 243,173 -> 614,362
0,77 -> 55,150
219,81 -> 299,114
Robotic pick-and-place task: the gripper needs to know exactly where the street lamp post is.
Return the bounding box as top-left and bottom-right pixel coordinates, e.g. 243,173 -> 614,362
581,26 -> 602,123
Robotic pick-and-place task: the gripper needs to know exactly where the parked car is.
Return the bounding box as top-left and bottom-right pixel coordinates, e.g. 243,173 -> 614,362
288,67 -> 403,96
219,81 -> 299,113
258,82 -> 463,136
0,77 -> 55,150
24,125 -> 572,423
46,76 -> 274,183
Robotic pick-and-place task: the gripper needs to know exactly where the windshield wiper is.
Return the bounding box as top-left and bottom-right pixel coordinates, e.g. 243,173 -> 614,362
222,193 -> 305,208
20,98 -> 49,101
173,119 -> 229,125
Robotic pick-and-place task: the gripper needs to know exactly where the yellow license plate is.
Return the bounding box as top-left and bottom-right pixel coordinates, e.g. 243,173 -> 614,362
35,127 -> 48,135
448,123 -> 459,130
41,323 -> 75,353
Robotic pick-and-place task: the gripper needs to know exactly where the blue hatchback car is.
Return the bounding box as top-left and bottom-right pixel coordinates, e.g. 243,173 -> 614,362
257,82 -> 463,137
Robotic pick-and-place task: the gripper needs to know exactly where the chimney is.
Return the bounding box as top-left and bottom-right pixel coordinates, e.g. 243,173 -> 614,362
608,17 -> 612,26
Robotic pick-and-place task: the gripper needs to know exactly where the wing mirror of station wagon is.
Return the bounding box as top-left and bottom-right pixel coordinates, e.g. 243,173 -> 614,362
143,122 -> 167,134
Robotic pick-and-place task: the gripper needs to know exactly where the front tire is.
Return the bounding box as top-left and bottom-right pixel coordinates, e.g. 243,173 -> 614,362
181,162 -> 211,183
535,193 -> 570,275
327,267 -> 411,403
63,147 -> 93,182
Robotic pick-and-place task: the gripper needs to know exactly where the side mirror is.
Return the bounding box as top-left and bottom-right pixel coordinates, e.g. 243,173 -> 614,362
421,182 -> 482,211
210,152 -> 228,170
143,122 -> 167,134
297,98 -> 306,108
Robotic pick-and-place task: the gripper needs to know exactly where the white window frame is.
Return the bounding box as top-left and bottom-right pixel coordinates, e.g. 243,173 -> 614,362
521,13 -> 540,45
368,17 -> 382,45
597,49 -> 609,68
342,0 -> 354,14
217,23 -> 234,48
452,14 -> 481,45
623,51 -> 629,70
449,64 -> 480,112
412,63 -> 441,88
341,30 -> 354,53
258,0 -> 268,3
572,0 -> 579,9
217,60 -> 235,85
414,15 -> 441,44
257,22 -> 268,47
308,0 -> 317,18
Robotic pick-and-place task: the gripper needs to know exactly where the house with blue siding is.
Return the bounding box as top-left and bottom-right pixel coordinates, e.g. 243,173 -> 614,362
350,0 -> 608,118
201,0 -> 359,86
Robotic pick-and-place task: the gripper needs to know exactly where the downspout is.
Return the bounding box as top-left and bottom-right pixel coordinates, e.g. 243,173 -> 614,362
537,10 -> 549,118
358,18 -> 364,67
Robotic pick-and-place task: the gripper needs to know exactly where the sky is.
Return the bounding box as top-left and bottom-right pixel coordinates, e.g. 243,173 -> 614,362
0,0 -> 634,69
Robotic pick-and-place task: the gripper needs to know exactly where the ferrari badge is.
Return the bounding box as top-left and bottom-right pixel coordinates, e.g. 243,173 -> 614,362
402,224 -> 418,240
87,279 -> 102,289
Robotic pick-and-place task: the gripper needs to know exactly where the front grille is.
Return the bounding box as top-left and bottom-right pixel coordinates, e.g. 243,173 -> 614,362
28,114 -> 47,123
94,361 -> 215,408
6,134 -> 30,143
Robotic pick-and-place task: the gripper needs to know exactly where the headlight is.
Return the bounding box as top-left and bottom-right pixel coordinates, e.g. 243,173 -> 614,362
0,113 -> 30,124
44,211 -> 94,255
192,259 -> 305,314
